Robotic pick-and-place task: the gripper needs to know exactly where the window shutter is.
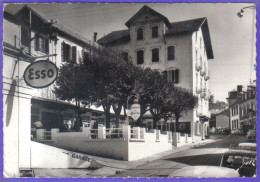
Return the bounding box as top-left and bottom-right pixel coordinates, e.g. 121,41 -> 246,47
61,42 -> 65,62
175,69 -> 179,83
45,38 -> 49,54
72,46 -> 77,62
35,36 -> 39,51
171,70 -> 174,82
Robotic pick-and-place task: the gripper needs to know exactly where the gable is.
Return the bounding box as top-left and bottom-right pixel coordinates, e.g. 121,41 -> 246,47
125,5 -> 171,28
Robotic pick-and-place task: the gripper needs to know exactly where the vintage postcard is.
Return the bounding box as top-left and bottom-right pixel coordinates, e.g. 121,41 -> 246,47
1,2 -> 257,179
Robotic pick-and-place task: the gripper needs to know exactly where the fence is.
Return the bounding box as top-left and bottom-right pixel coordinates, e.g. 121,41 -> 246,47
36,125 -> 193,161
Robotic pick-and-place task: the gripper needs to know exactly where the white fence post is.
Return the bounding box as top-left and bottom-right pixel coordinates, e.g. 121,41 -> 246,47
167,131 -> 172,142
185,133 -> 188,143
156,130 -> 160,141
133,127 -> 140,139
140,128 -> 145,139
82,127 -> 91,139
122,125 -> 131,140
98,126 -> 106,139
51,128 -> 59,142
36,129 -> 45,141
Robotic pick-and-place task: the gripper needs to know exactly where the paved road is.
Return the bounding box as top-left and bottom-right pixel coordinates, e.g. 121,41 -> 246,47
111,134 -> 247,177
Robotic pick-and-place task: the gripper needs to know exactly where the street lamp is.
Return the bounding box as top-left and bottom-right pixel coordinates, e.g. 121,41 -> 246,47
126,93 -> 139,125
237,5 -> 255,18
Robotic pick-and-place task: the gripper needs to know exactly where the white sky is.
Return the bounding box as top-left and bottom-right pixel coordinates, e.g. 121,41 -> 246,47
6,3 -> 256,102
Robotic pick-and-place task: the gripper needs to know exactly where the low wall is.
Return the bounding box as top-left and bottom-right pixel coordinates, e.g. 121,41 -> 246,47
36,125 -> 195,161
128,130 -> 173,161
30,141 -> 92,168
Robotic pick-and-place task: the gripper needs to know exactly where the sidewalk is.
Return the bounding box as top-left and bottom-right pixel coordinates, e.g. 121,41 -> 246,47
34,138 -> 218,177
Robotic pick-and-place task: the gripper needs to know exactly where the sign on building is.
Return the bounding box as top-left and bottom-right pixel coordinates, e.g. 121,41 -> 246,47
24,60 -> 58,88
130,103 -> 141,121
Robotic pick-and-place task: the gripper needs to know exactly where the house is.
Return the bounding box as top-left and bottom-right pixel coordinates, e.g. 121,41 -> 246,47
98,5 -> 214,141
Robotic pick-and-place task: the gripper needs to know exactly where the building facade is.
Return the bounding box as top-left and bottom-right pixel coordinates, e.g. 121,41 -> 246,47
3,5 -> 102,176
98,5 -> 214,141
227,84 -> 256,133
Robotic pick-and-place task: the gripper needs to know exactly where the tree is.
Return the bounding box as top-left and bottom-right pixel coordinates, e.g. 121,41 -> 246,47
54,58 -> 94,131
84,46 -> 136,128
167,87 -> 198,132
134,68 -> 170,129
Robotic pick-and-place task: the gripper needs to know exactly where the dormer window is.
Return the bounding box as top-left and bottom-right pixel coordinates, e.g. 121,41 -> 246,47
137,28 -> 143,40
152,26 -> 158,38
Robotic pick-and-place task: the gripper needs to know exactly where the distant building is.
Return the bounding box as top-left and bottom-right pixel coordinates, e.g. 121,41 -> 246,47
215,109 -> 230,129
227,84 -> 256,133
98,5 -> 214,141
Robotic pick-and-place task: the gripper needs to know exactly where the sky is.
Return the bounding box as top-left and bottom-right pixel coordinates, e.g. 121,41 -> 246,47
4,2 -> 257,102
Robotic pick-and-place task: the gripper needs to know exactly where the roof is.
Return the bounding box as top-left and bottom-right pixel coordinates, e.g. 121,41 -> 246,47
4,4 -> 94,48
125,5 -> 171,28
98,7 -> 214,59
97,29 -> 130,45
165,17 -> 213,59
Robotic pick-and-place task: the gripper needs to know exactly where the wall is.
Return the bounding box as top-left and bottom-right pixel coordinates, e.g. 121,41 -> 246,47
30,141 -> 92,168
216,114 -> 229,129
37,126 -> 175,161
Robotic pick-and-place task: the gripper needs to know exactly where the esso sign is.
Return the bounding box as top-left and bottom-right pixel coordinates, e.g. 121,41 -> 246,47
24,60 -> 58,88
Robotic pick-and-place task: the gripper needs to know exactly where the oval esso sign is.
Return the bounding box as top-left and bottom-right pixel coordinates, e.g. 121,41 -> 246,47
24,60 -> 58,88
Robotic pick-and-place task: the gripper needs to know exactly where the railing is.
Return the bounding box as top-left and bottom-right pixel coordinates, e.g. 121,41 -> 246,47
105,128 -> 123,139
196,63 -> 202,71
130,129 -> 137,139
204,70 -> 210,81
43,130 -> 52,140
90,129 -> 98,139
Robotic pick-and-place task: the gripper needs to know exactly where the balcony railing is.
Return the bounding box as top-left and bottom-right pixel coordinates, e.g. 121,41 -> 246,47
200,68 -> 206,76
196,87 -> 202,94
196,63 -> 202,71
200,91 -> 206,99
204,70 -> 210,81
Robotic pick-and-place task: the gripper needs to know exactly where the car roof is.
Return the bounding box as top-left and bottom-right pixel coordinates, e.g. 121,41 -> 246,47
239,143 -> 256,147
168,166 -> 239,178
224,149 -> 256,155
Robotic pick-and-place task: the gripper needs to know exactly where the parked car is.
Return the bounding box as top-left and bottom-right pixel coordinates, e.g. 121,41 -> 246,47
216,128 -> 230,135
220,149 -> 256,177
168,165 -> 239,178
247,129 -> 256,142
231,128 -> 243,135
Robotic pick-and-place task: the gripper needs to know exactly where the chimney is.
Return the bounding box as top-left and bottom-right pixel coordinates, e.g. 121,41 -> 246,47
93,32 -> 97,42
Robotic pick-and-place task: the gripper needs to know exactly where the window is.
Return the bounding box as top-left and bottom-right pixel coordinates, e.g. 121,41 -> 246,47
35,35 -> 49,53
121,52 -> 128,62
152,48 -> 159,62
21,26 -> 30,47
152,26 -> 158,38
168,69 -> 179,83
61,42 -> 77,62
137,28 -> 143,40
137,50 -> 144,64
167,46 -> 175,60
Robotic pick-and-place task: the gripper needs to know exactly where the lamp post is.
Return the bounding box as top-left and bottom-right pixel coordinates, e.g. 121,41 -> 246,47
126,93 -> 139,125
237,5 -> 255,18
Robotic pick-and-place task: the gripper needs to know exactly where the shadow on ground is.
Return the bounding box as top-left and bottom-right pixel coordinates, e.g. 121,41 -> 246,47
164,154 -> 223,166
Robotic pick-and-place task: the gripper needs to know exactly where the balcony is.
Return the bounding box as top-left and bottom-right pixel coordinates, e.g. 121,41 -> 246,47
200,68 -> 206,76
195,62 -> 202,71
204,70 -> 210,80
200,91 -> 206,99
196,87 -> 202,94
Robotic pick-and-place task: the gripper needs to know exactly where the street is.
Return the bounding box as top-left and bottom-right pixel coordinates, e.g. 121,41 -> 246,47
111,134 -> 247,177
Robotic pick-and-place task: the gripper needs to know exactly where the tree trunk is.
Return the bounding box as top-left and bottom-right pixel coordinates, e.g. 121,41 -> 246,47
103,104 -> 111,128
112,104 -> 122,128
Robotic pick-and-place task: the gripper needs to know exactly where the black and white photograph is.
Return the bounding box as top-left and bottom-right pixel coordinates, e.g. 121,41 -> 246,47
2,2 -> 257,178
